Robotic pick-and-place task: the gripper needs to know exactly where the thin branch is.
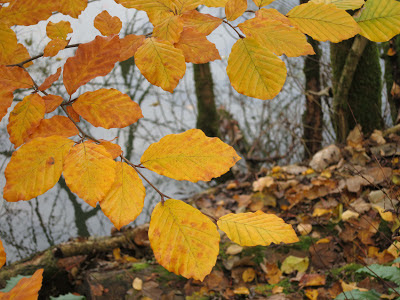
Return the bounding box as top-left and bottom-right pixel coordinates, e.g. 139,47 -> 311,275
223,20 -> 245,39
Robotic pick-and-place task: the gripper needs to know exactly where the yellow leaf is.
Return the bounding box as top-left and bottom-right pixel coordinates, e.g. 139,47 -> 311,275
43,38 -> 68,57
239,18 -> 314,57
0,269 -> 43,299
153,15 -> 184,44
181,10 -> 222,36
141,129 -> 240,182
57,0 -> 87,18
42,94 -> 63,113
226,38 -> 287,100
203,0 -> 228,6
170,0 -> 201,13
94,10 -> 122,36
287,2 -> 360,42
100,162 -> 145,230
114,0 -> 172,25
98,140 -> 122,159
0,43 -> 33,67
7,94 -> 45,148
354,0 -> 400,42
0,240 -> 5,269
217,210 -> 299,246
252,0 -> 275,8
225,0 -> 247,21
149,199 -> 220,281
372,204 -> 394,222
26,115 -> 79,142
233,286 -> 250,294
310,0 -> 364,10
0,0 -> 55,26
119,34 -> 145,61
46,21 -> 73,40
135,37 -> 186,93
312,207 -> 331,217
281,256 -> 309,273
256,8 -> 292,26
0,89 -> 13,123
0,66 -> 33,92
63,142 -> 116,207
132,277 -> 143,290
3,136 -> 74,202
63,35 -> 120,95
242,268 -> 256,282
38,67 -> 62,91
0,24 -> 17,61
72,88 -> 143,129
174,28 -> 221,63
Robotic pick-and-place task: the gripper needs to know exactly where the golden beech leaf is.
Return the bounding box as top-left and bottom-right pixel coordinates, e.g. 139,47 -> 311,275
3,136 -> 74,202
135,38 -> 186,93
46,21 -> 73,40
354,0 -> 400,42
94,10 -> 122,36
310,0 -> 365,10
0,0 -> 55,26
43,38 -> 69,57
119,34 -> 145,61
7,94 -> 45,148
225,0 -> 247,21
0,89 -> 13,122
141,129 -> 240,182
0,239 -> 5,268
0,268 -> 43,300
174,28 -> 221,63
153,15 -> 184,44
26,116 -> 79,142
98,140 -> 123,159
0,24 -> 17,61
72,88 -> 143,129
149,199 -> 220,281
226,38 -> 287,100
42,94 -> 63,113
100,162 -> 145,230
238,18 -> 314,57
66,106 -> 80,122
252,0 -> 275,8
57,0 -> 87,18
181,10 -> 222,36
63,142 -> 116,207
169,0 -> 201,13
0,66 -> 33,92
0,43 -> 33,67
203,0 -> 228,7
217,210 -> 299,246
287,2 -> 360,42
256,8 -> 292,26
63,35 -> 120,95
38,67 -> 62,91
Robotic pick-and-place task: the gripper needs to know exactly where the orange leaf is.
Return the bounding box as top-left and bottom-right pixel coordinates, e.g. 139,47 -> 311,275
119,34 -> 145,61
38,67 -> 62,91
3,136 -> 74,201
181,10 -> 222,36
63,35 -> 120,95
238,18 -> 314,57
225,0 -> 247,21
149,199 -> 220,281
153,15 -> 184,44
7,94 -> 45,148
0,89 -> 13,122
46,20 -> 73,40
43,38 -> 68,57
0,24 -> 17,62
252,0 -> 275,8
0,0 -> 55,26
169,0 -> 200,14
217,210 -> 299,246
0,239 -> 5,268
98,140 -> 123,159
100,162 -> 145,230
0,43 -> 33,67
65,106 -> 80,122
72,88 -> 143,129
57,0 -> 87,18
203,0 -> 228,7
27,115 -> 79,142
0,269 -> 43,300
256,8 -> 292,26
174,28 -> 220,63
135,37 -> 186,93
63,142 -> 116,207
42,94 -> 63,113
141,129 -> 240,182
0,66 -> 33,92
94,10 -> 122,36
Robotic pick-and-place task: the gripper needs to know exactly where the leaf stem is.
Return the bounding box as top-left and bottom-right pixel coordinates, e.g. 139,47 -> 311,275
223,20 -> 245,39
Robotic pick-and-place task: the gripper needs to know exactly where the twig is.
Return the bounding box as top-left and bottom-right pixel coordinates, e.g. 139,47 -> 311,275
223,20 -> 244,39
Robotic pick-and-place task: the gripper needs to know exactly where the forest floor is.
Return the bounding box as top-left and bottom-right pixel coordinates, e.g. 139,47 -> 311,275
1,126 -> 400,300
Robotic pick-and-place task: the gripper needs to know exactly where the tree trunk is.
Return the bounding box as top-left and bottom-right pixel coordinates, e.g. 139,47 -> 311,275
384,36 -> 400,124
331,36 -> 383,143
302,35 -> 323,158
193,63 -> 220,138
